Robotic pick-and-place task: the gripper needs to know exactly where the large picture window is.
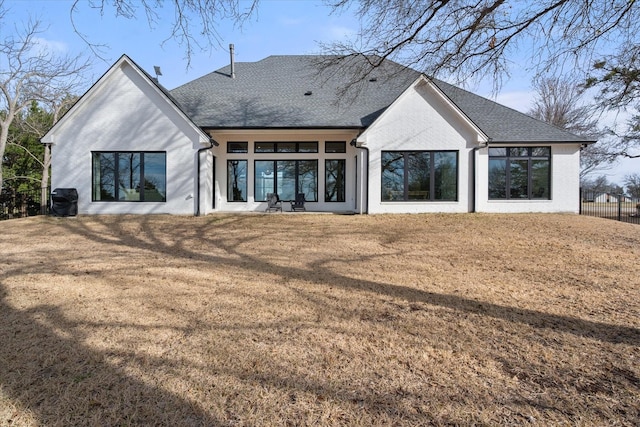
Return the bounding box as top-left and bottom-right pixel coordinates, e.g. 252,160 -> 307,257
488,147 -> 550,200
227,160 -> 247,202
255,160 -> 318,202
325,159 -> 345,202
92,152 -> 166,202
381,151 -> 457,201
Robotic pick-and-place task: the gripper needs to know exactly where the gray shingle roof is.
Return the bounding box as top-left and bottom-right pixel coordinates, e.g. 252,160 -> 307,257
431,80 -> 590,143
169,55 -> 590,143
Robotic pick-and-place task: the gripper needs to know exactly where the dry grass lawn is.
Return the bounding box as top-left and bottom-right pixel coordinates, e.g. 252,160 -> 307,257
0,213 -> 639,426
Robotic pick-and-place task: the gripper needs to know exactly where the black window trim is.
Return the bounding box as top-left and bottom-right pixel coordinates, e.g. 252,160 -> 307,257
381,150 -> 459,202
227,159 -> 248,202
254,159 -> 319,202
227,141 -> 248,153
91,150 -> 167,202
488,146 -> 552,200
254,141 -> 319,153
325,141 -> 347,153
324,158 -> 346,203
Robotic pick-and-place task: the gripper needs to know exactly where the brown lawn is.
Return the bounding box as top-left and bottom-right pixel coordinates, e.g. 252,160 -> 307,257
0,213 -> 639,426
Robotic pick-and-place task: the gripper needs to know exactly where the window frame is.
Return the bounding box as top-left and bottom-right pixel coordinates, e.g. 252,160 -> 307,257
227,141 -> 248,153
325,141 -> 347,153
488,146 -> 551,200
254,141 -> 318,153
325,159 -> 346,202
254,159 -> 318,202
227,159 -> 247,202
91,151 -> 167,202
381,150 -> 458,202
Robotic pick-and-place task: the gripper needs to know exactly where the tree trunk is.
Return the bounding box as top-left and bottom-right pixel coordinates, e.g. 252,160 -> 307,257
0,156 -> 3,194
40,143 -> 51,214
0,122 -> 10,194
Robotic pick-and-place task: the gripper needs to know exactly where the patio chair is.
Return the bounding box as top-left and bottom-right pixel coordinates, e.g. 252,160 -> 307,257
265,193 -> 282,212
290,193 -> 306,212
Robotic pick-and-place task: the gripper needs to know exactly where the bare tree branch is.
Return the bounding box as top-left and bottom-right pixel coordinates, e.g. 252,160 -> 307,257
70,0 -> 259,68
525,74 -> 620,178
325,0 -> 639,93
7,141 -> 44,168
0,16 -> 90,193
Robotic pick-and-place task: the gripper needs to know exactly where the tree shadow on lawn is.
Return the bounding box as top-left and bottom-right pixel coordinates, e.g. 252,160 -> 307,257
62,215 -> 640,347
3,215 -> 639,424
0,273 -> 223,426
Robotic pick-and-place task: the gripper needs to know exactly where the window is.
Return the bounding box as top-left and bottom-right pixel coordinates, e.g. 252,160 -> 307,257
227,160 -> 247,202
325,141 -> 346,153
255,142 -> 275,153
254,142 -> 318,153
255,160 -> 318,202
325,159 -> 345,202
92,152 -> 166,202
227,142 -> 248,153
488,147 -> 550,200
381,151 -> 457,201
298,142 -> 318,153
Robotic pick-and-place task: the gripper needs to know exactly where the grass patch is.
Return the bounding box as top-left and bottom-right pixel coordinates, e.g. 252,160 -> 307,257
1,213 -> 639,425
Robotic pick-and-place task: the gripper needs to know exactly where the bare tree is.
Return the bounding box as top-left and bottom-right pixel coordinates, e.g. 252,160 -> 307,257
0,14 -> 90,194
578,140 -> 621,180
528,76 -> 598,135
585,47 -> 640,159
69,1 -> 640,95
68,1 -> 640,101
10,96 -> 78,213
39,95 -> 79,212
526,75 -> 614,178
622,173 -> 640,199
324,1 -> 639,91
581,174 -> 616,195
71,0 -> 259,67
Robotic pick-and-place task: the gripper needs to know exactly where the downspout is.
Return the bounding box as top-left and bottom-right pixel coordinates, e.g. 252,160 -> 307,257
351,138 -> 369,214
471,139 -> 490,213
196,138 -> 218,216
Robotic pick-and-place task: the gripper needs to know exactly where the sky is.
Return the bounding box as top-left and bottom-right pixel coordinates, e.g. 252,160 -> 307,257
3,0 -> 637,184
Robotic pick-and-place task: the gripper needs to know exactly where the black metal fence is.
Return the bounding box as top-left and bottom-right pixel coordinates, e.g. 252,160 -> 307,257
0,187 -> 49,221
580,188 -> 640,225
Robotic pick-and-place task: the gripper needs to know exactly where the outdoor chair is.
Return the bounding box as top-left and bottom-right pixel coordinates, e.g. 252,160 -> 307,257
290,193 -> 306,212
265,193 -> 282,212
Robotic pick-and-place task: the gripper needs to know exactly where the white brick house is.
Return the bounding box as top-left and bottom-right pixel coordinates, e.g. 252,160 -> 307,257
42,54 -> 594,215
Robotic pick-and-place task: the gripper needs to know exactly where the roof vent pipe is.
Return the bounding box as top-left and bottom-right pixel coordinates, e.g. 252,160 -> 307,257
229,44 -> 236,79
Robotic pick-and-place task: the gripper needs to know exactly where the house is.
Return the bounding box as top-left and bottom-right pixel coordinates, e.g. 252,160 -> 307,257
620,195 -> 634,203
42,54 -> 595,215
593,193 -> 619,203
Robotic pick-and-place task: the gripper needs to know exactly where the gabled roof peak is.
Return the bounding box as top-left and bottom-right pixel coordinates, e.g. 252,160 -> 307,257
42,53 -> 211,145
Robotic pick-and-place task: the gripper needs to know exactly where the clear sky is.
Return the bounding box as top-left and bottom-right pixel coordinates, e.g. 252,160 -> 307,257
3,0 -> 637,184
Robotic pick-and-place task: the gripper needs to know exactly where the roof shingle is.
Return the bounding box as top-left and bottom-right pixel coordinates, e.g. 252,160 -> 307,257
169,55 -> 590,143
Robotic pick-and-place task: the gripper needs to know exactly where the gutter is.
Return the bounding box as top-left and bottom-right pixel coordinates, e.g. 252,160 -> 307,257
350,138 -> 369,214
196,138 -> 219,216
471,139 -> 490,213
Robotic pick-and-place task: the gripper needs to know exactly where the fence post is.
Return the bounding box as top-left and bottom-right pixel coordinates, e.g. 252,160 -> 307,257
579,187 -> 583,215
618,194 -> 623,222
